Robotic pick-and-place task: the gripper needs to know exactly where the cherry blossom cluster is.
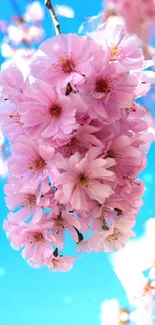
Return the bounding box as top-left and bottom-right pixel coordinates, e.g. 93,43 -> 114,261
0,20 -> 155,272
110,0 -> 155,25
104,0 -> 155,45
78,1 -> 155,60
0,1 -> 44,60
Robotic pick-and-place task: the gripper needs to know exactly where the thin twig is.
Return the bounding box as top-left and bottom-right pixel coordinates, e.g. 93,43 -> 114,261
45,0 -> 61,35
10,0 -> 24,22
9,0 -> 32,49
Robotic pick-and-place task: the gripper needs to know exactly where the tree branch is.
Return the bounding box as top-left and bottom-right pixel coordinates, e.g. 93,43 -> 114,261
9,0 -> 32,48
10,0 -> 24,22
45,0 -> 61,35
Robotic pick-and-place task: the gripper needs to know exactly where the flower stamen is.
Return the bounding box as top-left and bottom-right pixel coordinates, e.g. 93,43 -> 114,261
95,79 -> 111,93
22,194 -> 36,208
50,104 -> 61,117
78,173 -> 89,188
30,232 -> 44,244
28,158 -> 46,171
59,57 -> 75,74
105,228 -> 123,242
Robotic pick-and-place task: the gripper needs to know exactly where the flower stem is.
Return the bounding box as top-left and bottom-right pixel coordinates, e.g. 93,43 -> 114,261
10,0 -> 23,18
45,0 -> 61,35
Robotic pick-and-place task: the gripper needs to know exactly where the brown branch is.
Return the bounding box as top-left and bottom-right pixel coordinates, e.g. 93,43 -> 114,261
10,0 -> 32,49
10,0 -> 23,19
45,0 -> 61,35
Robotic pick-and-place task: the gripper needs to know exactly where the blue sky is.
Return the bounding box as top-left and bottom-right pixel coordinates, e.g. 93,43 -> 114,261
0,1 -> 155,324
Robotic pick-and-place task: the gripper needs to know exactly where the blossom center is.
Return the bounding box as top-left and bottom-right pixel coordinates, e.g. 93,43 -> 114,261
95,79 -> 110,93
108,149 -> 122,160
50,104 -> 62,117
23,194 -> 36,208
60,57 -> 75,74
106,228 -> 122,242
107,149 -> 115,158
111,45 -> 118,58
30,232 -> 44,244
110,45 -> 121,60
34,158 -> 45,169
68,137 -> 78,147
28,157 -> 46,171
78,173 -> 89,188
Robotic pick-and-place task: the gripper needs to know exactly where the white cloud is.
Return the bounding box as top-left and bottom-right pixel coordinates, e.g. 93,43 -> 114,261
111,218 -> 155,303
55,5 -> 75,19
100,299 -> 120,325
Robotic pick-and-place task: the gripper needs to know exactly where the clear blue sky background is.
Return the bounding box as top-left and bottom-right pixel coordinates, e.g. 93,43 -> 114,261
0,1 -> 155,325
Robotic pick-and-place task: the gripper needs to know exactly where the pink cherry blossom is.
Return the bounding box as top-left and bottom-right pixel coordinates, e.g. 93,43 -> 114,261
56,124 -> 103,156
45,252 -> 76,272
55,147 -> 116,210
0,101 -> 24,140
4,177 -> 53,224
19,79 -> 78,141
102,135 -> 145,186
119,179 -> 145,207
8,136 -> 57,187
97,216 -> 136,252
118,115 -> 150,138
0,17 -> 154,272
90,20 -> 144,71
78,216 -> 135,253
5,188 -> 43,224
132,68 -> 155,98
83,56 -> 137,122
110,0 -> 155,43
121,101 -> 146,119
106,185 -> 143,215
0,66 -> 25,103
88,204 -> 115,232
40,210 -> 85,249
30,33 -> 101,87
103,135 -> 142,166
4,220 -> 55,268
